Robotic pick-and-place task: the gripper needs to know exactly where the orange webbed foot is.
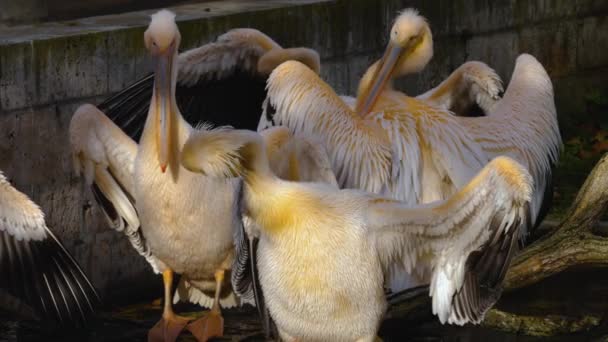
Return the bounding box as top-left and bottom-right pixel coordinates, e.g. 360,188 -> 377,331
186,310 -> 224,342
148,314 -> 190,342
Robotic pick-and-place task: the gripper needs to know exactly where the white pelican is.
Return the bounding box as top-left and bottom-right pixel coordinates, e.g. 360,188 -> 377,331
70,10 -> 241,342
0,171 -> 100,327
181,126 -> 532,340
98,28 -> 321,139
356,9 -> 561,232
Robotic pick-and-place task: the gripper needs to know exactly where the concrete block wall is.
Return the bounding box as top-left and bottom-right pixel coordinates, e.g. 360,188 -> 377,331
0,0 -> 606,300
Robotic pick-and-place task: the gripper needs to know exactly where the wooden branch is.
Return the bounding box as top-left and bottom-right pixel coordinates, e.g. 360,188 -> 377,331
504,153 -> 608,290
504,231 -> 608,290
561,153 -> 608,229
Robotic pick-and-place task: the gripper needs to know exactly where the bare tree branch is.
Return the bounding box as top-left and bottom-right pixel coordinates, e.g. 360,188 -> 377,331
505,153 -> 608,290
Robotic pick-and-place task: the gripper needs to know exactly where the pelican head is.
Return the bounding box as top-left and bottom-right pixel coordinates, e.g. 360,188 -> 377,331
258,47 -> 321,75
356,9 -> 433,115
144,10 -> 181,172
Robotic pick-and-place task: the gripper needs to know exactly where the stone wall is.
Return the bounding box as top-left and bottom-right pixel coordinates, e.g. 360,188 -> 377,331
0,0 -> 198,26
0,0 -> 606,300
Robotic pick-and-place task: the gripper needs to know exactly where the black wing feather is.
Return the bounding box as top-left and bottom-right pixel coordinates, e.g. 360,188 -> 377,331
98,74 -> 155,141
0,227 -> 101,327
449,204 -> 527,324
231,181 -> 275,339
98,69 -> 266,142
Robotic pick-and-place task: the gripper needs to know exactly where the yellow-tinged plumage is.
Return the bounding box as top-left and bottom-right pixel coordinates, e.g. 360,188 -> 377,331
181,127 -> 531,339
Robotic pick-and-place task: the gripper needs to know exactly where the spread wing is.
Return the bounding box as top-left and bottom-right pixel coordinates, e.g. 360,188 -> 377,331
99,28 -> 277,140
458,54 -> 562,233
365,156 -> 532,325
69,104 -> 160,272
417,61 -> 503,117
0,172 -> 100,326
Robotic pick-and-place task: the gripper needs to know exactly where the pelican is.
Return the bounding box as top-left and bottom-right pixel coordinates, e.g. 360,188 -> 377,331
181,126 -> 531,340
0,171 -> 100,328
356,8 -> 561,232
98,27 -> 321,139
70,10 -> 241,341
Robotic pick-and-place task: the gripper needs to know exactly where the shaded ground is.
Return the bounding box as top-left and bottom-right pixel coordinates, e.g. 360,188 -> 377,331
3,280 -> 608,342
0,302 -> 265,342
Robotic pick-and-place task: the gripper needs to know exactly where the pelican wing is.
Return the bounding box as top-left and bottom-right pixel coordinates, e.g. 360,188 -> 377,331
69,104 -> 160,272
458,54 -> 561,232
0,172 -> 100,326
365,156 -> 532,325
99,28 -> 277,140
416,61 -> 503,116
232,182 -> 275,339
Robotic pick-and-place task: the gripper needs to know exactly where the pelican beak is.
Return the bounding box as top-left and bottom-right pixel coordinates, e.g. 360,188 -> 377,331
356,43 -> 403,116
154,43 -> 176,173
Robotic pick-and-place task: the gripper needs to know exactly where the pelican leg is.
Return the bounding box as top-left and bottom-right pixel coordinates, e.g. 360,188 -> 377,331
148,270 -> 190,342
186,270 -> 225,342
